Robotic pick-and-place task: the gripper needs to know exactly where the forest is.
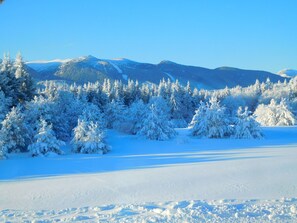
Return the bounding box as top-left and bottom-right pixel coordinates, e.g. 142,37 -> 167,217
0,54 -> 296,158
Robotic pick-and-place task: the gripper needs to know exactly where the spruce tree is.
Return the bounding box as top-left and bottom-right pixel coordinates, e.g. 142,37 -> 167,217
0,106 -> 30,154
232,107 -> 263,139
138,97 -> 176,140
71,119 -> 109,154
14,53 -> 35,102
190,97 -> 232,138
28,119 -> 64,156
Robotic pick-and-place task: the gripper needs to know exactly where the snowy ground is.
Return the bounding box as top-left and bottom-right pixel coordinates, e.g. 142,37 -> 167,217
1,127 -> 297,222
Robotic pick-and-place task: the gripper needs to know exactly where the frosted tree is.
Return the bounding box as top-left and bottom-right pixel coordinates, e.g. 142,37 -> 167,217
254,99 -> 296,126
232,107 -> 263,139
170,81 -> 186,126
277,99 -> 296,126
0,53 -> 17,104
14,53 -> 35,102
28,119 -> 64,156
0,90 -> 11,123
71,119 -> 109,154
190,97 -> 231,138
81,103 -> 105,127
104,99 -> 128,130
138,97 -> 177,140
127,99 -> 148,134
0,106 -> 30,154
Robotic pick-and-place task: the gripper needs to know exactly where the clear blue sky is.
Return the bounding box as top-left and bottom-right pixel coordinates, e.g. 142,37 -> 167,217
0,0 -> 296,72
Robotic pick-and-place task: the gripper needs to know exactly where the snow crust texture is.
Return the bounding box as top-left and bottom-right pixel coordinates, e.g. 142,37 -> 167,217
1,198 -> 297,222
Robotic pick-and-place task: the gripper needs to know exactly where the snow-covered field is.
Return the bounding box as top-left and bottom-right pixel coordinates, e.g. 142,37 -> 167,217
1,127 -> 297,222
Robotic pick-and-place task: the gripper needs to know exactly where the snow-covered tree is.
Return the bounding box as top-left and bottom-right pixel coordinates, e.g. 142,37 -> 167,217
190,97 -> 232,138
14,53 -> 35,102
104,99 -> 128,130
0,106 -> 30,154
28,119 -> 64,156
81,103 -> 106,127
71,119 -> 109,154
127,99 -> 148,134
0,90 -> 11,123
232,107 -> 263,139
138,97 -> 176,140
0,53 -> 17,104
254,99 -> 296,126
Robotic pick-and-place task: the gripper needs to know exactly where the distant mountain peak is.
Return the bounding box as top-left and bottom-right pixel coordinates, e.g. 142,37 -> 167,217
158,60 -> 177,65
215,66 -> 239,71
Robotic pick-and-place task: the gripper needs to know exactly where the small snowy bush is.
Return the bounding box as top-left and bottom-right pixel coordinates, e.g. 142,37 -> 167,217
28,119 -> 64,156
232,107 -> 263,139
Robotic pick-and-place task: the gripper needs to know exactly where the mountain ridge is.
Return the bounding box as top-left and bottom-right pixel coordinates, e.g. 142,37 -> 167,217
26,55 -> 289,90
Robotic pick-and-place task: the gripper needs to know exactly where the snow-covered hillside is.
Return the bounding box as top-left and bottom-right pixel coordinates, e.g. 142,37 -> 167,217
1,127 -> 297,222
278,68 -> 297,78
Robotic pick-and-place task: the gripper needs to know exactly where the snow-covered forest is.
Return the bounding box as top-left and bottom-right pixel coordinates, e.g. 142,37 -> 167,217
0,54 -> 296,158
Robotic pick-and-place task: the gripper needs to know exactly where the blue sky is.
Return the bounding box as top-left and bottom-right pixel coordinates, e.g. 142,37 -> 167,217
0,0 -> 296,72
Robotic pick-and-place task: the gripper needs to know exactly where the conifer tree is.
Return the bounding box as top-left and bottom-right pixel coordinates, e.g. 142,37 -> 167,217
190,97 -> 232,138
28,119 -> 64,156
0,106 -> 30,154
138,97 -> 176,140
232,107 -> 263,139
14,53 -> 35,102
71,119 -> 109,154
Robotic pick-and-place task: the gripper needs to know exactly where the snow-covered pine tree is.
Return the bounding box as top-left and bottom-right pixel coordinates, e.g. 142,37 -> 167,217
190,97 -> 232,138
82,121 -> 109,154
138,97 -> 177,140
14,53 -> 35,103
0,53 -> 18,105
0,90 -> 11,123
71,119 -> 87,153
28,119 -> 64,156
277,99 -> 296,126
0,106 -> 30,154
71,119 -> 109,154
81,103 -> 106,126
232,107 -> 263,139
104,99 -> 128,130
127,99 -> 148,134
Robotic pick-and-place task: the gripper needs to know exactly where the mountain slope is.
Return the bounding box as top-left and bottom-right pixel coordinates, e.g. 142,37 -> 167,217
278,69 -> 297,78
26,55 -> 288,89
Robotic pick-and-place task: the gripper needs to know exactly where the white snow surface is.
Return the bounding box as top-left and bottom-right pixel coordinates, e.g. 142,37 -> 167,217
1,127 -> 297,222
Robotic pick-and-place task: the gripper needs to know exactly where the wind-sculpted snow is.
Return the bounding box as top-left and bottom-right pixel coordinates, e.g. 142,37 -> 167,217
1,199 -> 297,222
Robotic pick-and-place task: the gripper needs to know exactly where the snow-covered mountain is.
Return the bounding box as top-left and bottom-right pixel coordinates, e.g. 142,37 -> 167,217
26,55 -> 288,89
277,69 -> 297,78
